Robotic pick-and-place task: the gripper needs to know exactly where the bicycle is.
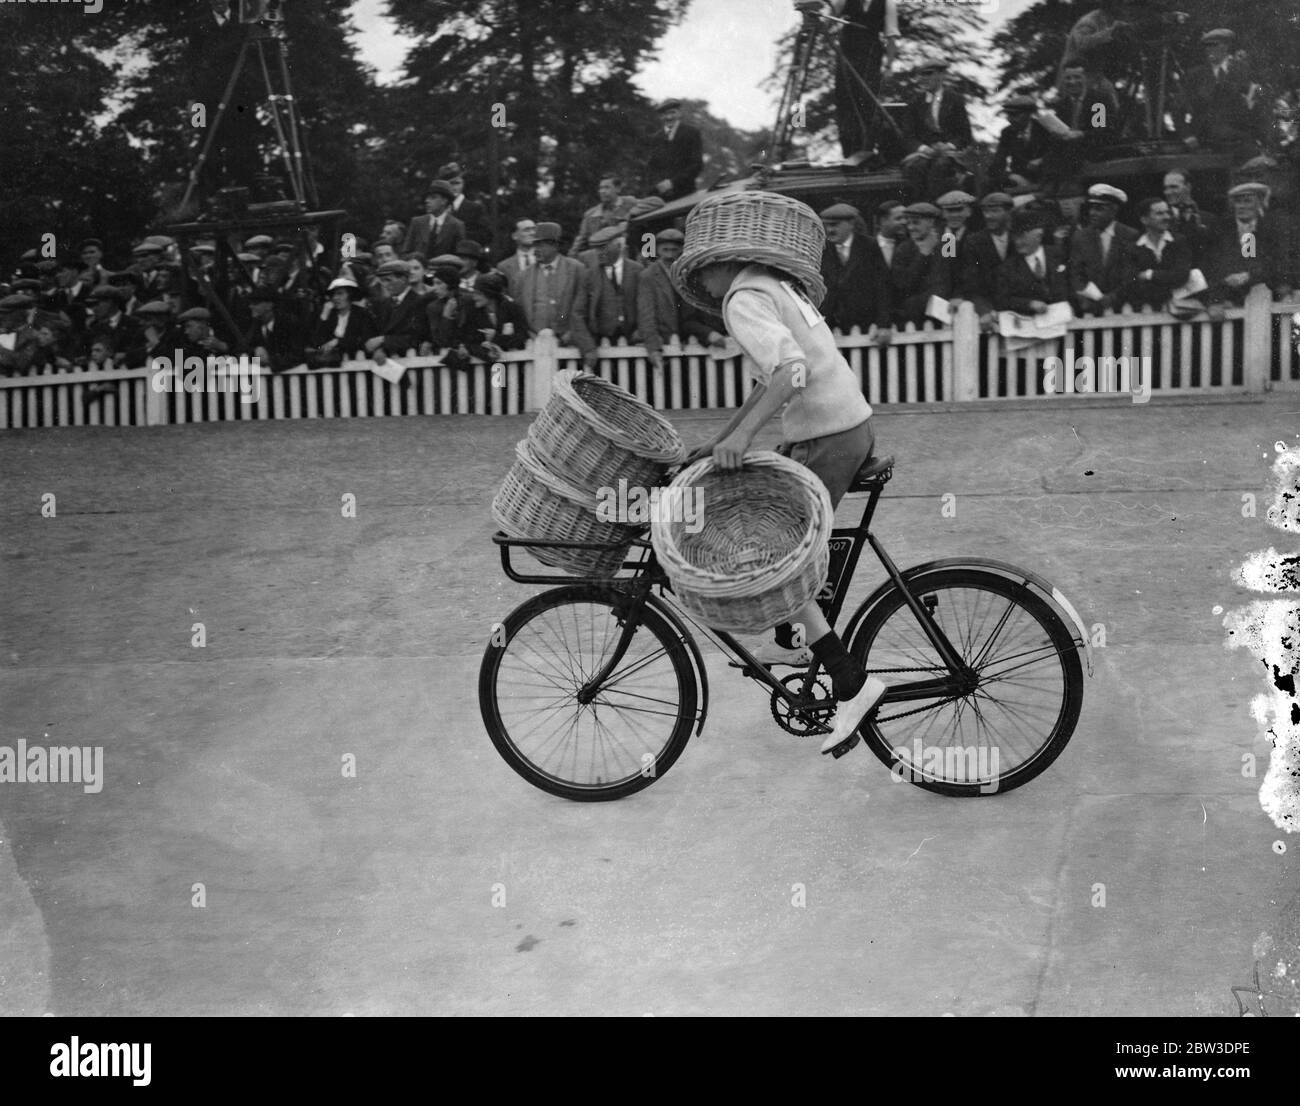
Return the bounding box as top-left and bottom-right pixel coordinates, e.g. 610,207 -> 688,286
479,450 -> 1093,801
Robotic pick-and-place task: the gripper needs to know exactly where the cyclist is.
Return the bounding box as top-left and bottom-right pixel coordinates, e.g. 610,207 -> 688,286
674,193 -> 887,753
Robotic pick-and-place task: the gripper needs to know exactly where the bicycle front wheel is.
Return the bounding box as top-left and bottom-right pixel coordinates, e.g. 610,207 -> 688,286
849,568 -> 1083,796
478,585 -> 698,801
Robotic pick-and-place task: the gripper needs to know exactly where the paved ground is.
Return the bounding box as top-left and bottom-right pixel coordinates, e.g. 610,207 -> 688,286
1,392 -> 1297,1016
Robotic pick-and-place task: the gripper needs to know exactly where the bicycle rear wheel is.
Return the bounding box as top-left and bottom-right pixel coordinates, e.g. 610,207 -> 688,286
479,585 -> 698,801
849,568 -> 1083,796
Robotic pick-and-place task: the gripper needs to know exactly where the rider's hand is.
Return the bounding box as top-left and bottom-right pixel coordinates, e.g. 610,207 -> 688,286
683,440 -> 717,466
712,430 -> 751,471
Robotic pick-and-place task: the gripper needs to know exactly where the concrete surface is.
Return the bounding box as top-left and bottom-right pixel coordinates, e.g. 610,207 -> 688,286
1,393 -> 1297,1016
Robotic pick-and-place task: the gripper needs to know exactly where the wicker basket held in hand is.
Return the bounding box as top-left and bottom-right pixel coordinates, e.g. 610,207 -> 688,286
670,190 -> 827,315
528,370 -> 685,494
651,451 -> 834,634
492,439 -> 639,578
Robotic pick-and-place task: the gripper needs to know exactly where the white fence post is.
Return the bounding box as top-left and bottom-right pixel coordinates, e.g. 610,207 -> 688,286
1243,284 -> 1272,394
952,301 -> 979,401
526,331 -> 558,411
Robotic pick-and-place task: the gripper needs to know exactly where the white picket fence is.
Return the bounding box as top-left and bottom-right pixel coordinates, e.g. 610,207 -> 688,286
3,287 -> 1298,430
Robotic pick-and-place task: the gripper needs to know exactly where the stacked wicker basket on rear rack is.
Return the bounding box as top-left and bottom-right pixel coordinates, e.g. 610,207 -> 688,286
491,370 -> 685,577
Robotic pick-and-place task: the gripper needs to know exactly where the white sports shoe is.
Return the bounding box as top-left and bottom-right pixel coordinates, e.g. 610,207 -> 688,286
820,676 -> 888,754
750,642 -> 813,667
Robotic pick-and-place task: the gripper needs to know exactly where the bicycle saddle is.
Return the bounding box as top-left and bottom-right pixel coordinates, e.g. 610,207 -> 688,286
849,454 -> 895,492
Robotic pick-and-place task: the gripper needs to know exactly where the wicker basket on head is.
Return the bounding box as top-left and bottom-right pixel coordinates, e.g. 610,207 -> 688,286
670,190 -> 827,315
651,451 -> 833,633
528,370 -> 685,494
492,439 -> 639,578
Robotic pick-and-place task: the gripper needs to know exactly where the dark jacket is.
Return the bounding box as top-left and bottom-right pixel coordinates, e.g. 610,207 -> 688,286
402,212 -> 466,259
1179,60 -> 1263,152
959,228 -> 1015,316
636,260 -> 718,352
1123,232 -> 1193,308
991,118 -> 1053,187
586,258 -> 643,341
1067,221 -> 1141,308
243,310 -> 304,372
646,122 -> 704,200
889,238 -> 952,326
902,88 -> 973,152
994,245 -> 1070,314
310,305 -> 377,357
819,235 -> 891,333
463,296 -> 529,362
371,287 -> 431,354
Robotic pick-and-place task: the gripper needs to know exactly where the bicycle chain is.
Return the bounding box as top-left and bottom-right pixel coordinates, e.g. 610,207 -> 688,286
863,666 -> 969,724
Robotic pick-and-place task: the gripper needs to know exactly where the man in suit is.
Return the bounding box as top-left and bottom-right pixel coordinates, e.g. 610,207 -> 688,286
900,61 -> 973,198
1123,197 -> 1193,311
818,202 -> 891,339
1162,168 -> 1214,268
889,201 -> 952,327
960,192 -> 1016,327
990,96 -> 1053,194
1067,183 -> 1140,315
1201,181 -> 1287,310
85,285 -> 141,365
995,208 -> 1070,314
402,181 -> 465,259
496,218 -> 537,299
243,288 -> 304,372
438,162 -> 489,245
636,228 -> 725,371
517,222 -> 597,366
585,225 -> 642,343
571,175 -> 638,257
646,99 -> 703,201
1179,28 -> 1263,159
873,200 -> 908,272
936,189 -> 977,293
365,260 -> 430,356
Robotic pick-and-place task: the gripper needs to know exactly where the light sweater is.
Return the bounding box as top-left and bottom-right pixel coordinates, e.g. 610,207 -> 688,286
721,265 -> 872,443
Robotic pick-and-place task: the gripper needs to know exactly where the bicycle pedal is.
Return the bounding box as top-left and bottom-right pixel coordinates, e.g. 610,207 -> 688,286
825,733 -> 860,758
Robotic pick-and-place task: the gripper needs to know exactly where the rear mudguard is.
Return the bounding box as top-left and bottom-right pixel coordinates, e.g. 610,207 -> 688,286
841,558 -> 1095,678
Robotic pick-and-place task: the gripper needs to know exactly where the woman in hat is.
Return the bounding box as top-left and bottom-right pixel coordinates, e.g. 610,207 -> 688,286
306,276 -> 376,368
424,263 -> 475,356
464,271 -> 528,364
673,191 -> 888,754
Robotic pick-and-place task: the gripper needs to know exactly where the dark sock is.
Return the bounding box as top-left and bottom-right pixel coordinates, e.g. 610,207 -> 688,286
810,631 -> 866,699
774,622 -> 797,649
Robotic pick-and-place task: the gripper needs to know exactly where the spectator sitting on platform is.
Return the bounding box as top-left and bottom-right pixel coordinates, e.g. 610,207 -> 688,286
1123,197 -> 1193,312
244,289 -> 303,373
108,270 -> 146,318
900,61 -> 974,199
646,99 -> 704,202
585,225 -> 642,343
889,201 -> 951,327
177,307 -> 229,360
1179,29 -> 1264,160
571,175 -> 637,257
960,192 -> 1016,331
129,240 -> 166,295
818,202 -> 891,342
995,208 -> 1069,315
990,95 -> 1052,195
464,270 -> 528,365
130,301 -> 180,369
1067,184 -> 1139,316
1041,63 -> 1121,213
306,278 -> 376,368
366,259 -> 431,357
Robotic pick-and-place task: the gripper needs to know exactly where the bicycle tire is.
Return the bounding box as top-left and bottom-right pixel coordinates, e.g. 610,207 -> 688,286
479,585 -> 698,801
848,568 -> 1084,796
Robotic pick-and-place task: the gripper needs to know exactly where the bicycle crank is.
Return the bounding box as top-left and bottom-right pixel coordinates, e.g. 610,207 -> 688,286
770,672 -> 834,737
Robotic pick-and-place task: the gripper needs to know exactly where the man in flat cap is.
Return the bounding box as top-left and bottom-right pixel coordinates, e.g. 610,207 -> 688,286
990,95 -> 1053,194
995,208 -> 1070,315
87,285 -> 141,363
1200,180 -> 1288,310
636,227 -> 725,370
1178,29 -> 1263,157
1068,184 -> 1139,315
890,201 -> 952,327
177,306 -> 230,361
438,163 -> 489,245
517,222 -> 597,365
646,100 -> 703,201
367,259 -> 431,356
819,202 -> 892,341
127,300 -> 180,369
900,61 -> 973,198
28,309 -> 75,374
961,193 -> 1017,327
585,224 -> 642,343
79,238 -> 111,287
795,1 -> 900,162
242,288 -> 303,373
571,174 -> 637,257
403,181 -> 466,259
